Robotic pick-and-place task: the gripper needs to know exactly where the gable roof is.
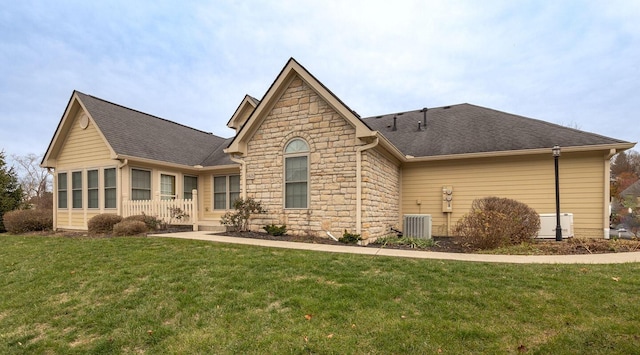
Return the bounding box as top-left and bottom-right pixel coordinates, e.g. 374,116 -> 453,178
226,95 -> 260,131
225,58 -> 395,156
362,103 -> 634,159
43,91 -> 233,168
620,179 -> 640,198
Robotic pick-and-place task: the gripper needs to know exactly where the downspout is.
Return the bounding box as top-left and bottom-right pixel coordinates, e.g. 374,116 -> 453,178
356,137 -> 379,237
229,155 -> 247,200
117,159 -> 128,217
48,168 -> 56,231
604,149 -> 617,239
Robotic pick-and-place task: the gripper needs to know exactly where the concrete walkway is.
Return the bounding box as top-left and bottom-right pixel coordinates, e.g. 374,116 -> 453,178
151,231 -> 640,264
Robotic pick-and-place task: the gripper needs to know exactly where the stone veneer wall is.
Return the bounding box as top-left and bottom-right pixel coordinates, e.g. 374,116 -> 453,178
244,75 -> 360,237
361,149 -> 401,239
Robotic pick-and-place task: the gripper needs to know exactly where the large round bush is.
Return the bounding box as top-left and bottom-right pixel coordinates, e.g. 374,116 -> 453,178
454,197 -> 540,249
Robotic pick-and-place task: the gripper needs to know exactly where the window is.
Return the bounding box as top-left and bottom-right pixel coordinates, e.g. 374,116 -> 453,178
87,170 -> 99,208
284,138 -> 309,208
131,169 -> 151,200
184,176 -> 198,199
72,171 -> 83,208
229,175 -> 240,206
214,176 -> 227,210
58,172 -> 67,209
214,175 -> 240,210
160,174 -> 176,200
104,168 -> 116,208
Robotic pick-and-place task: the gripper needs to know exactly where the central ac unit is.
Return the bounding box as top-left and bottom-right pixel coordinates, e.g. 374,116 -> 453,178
403,214 -> 432,239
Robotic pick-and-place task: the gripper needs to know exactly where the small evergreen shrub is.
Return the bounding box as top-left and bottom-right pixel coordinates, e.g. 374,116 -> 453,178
122,214 -> 161,231
454,197 -> 540,250
263,224 -> 287,236
112,220 -> 147,237
3,209 -> 53,234
88,214 -> 123,235
339,230 -> 361,244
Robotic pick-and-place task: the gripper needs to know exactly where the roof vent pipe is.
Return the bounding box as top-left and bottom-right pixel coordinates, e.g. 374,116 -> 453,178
422,107 -> 428,130
392,116 -> 397,131
418,121 -> 421,131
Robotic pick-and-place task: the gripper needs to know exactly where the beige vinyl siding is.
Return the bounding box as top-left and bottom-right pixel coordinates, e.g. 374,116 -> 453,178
401,151 -> 606,238
55,113 -> 115,229
56,210 -> 70,229
70,213 -> 85,227
57,113 -> 113,167
201,175 -> 213,218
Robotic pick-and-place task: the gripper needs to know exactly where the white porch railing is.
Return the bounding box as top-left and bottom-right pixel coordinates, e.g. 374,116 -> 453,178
122,189 -> 199,230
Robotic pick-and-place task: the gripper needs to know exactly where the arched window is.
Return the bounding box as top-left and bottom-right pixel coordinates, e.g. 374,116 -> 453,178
284,138 -> 309,208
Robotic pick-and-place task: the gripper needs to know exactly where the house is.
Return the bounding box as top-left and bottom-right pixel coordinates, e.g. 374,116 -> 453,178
41,58 -> 635,239
612,180 -> 640,220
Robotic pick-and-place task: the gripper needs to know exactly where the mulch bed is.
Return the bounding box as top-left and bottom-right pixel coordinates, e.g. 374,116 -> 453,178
216,231 -> 640,255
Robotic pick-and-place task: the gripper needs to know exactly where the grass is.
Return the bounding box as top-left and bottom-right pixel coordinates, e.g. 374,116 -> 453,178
1,235 -> 639,354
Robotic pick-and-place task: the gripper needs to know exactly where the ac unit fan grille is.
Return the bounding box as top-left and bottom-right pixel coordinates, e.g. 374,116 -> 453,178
403,214 -> 432,239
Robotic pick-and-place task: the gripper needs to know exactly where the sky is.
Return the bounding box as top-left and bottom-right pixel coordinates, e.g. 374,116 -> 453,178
1,0 -> 639,163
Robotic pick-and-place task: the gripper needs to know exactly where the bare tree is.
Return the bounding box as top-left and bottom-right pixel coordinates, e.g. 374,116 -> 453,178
11,153 -> 52,208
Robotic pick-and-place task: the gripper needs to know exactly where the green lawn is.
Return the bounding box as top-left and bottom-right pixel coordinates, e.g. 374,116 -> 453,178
1,235 -> 639,354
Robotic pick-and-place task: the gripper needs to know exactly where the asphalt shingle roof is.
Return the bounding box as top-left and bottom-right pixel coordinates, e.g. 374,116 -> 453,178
76,91 -> 232,167
75,90 -> 630,166
362,103 -> 630,157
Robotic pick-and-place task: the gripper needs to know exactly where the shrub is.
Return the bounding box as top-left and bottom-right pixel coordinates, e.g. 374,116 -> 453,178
339,230 -> 361,244
112,220 -> 147,237
220,197 -> 265,232
168,207 -> 189,223
3,209 -> 53,234
88,213 -> 122,235
263,224 -> 287,236
454,197 -> 540,250
122,214 -> 161,231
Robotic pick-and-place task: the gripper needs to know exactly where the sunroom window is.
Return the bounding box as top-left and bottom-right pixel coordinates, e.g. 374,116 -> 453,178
87,169 -> 99,208
104,168 -> 116,208
57,172 -> 67,209
72,171 -> 83,208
